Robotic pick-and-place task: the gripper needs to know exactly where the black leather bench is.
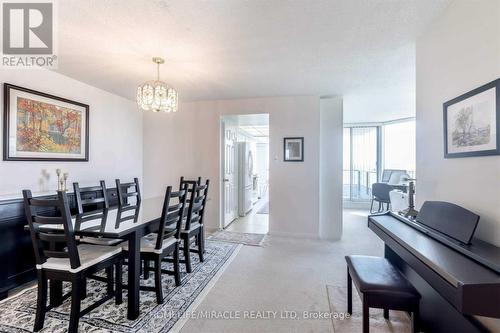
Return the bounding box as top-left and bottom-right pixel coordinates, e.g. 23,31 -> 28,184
345,255 -> 420,333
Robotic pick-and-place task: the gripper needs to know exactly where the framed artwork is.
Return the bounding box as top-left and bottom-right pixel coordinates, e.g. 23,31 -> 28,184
3,83 -> 89,161
284,137 -> 304,162
444,78 -> 500,158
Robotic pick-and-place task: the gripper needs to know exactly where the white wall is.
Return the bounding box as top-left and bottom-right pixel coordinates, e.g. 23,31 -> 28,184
0,69 -> 143,196
416,0 -> 500,248
319,97 -> 343,240
143,96 -> 325,238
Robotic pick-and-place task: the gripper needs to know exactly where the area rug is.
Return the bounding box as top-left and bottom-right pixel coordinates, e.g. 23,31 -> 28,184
0,240 -> 242,333
326,285 -> 411,333
256,201 -> 269,214
208,230 -> 266,246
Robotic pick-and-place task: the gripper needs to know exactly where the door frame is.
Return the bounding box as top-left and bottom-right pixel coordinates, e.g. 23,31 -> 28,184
219,114 -> 271,231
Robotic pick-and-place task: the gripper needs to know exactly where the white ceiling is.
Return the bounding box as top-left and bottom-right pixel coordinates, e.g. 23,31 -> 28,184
55,0 -> 450,122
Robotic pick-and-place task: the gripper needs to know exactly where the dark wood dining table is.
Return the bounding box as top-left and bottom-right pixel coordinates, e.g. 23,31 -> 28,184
27,196 -> 164,320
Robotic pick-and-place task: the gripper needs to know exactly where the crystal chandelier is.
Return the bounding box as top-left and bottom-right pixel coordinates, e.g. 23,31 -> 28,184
137,57 -> 178,112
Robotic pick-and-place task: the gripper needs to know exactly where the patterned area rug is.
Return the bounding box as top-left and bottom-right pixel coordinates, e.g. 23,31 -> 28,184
208,230 -> 266,246
0,240 -> 241,333
326,285 -> 411,333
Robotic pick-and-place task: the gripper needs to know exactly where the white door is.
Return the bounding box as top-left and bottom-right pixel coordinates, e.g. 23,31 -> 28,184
223,124 -> 237,227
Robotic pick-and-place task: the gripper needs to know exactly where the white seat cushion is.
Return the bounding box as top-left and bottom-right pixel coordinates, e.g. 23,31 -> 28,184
123,236 -> 178,254
80,237 -> 123,246
181,222 -> 201,233
36,244 -> 122,273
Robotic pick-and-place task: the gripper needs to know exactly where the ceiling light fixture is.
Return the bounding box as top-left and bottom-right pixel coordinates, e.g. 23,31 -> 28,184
137,57 -> 178,112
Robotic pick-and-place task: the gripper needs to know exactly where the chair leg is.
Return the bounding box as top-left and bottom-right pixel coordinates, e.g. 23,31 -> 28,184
347,268 -> 352,315
197,233 -> 204,262
144,259 -> 151,280
183,237 -> 192,273
383,309 -> 389,319
34,270 -> 47,332
412,306 -> 419,333
362,294 -> 369,333
69,276 -> 83,333
81,277 -> 87,299
200,225 -> 206,254
106,266 -> 114,296
174,242 -> 181,286
378,201 -> 382,213
154,257 -> 164,304
115,260 -> 123,305
370,199 -> 375,214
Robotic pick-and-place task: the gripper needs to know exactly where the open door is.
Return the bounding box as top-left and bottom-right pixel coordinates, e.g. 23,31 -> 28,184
222,121 -> 238,228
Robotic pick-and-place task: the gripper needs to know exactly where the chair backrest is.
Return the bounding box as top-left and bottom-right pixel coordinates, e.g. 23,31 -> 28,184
115,177 -> 141,206
73,180 -> 109,214
155,185 -> 188,250
381,169 -> 407,183
23,190 -> 81,269
115,204 -> 141,228
184,179 -> 210,230
372,183 -> 393,202
74,208 -> 109,233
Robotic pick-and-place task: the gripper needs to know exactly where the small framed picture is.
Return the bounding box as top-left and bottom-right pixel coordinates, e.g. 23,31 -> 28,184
284,137 -> 304,162
444,78 -> 500,158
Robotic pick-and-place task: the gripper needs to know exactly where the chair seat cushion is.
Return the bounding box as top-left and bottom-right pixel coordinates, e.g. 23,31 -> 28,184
36,244 -> 122,273
123,235 -> 178,254
181,222 -> 201,233
345,255 -> 420,300
80,237 -> 123,246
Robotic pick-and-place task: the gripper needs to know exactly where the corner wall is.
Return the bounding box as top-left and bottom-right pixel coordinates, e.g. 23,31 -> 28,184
0,69 -> 143,195
416,0 -> 500,246
143,96 -> 328,238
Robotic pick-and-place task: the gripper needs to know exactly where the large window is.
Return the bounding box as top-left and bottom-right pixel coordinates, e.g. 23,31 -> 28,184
343,119 -> 416,202
382,120 -> 416,178
343,127 -> 379,201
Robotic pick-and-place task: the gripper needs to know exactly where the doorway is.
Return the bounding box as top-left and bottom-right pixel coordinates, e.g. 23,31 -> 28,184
220,114 -> 269,234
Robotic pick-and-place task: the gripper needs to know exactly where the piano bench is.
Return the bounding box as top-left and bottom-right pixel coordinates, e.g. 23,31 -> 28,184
345,255 -> 421,333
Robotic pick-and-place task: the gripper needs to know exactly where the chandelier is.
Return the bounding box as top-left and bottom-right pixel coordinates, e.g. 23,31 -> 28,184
137,57 -> 178,112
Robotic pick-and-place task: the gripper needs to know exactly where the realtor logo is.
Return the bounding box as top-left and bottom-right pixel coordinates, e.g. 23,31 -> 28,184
1,0 -> 57,68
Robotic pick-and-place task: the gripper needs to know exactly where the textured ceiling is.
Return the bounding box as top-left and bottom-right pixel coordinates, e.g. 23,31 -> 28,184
55,0 -> 450,121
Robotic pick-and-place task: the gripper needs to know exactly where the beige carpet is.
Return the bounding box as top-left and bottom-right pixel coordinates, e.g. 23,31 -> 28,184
327,285 -> 411,333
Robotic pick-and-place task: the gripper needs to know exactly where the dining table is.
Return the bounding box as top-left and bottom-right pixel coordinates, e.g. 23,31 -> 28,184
26,196 -> 165,320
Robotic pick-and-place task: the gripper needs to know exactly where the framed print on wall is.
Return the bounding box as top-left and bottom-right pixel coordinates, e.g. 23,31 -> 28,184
444,78 -> 500,158
284,137 -> 304,162
3,83 -> 89,161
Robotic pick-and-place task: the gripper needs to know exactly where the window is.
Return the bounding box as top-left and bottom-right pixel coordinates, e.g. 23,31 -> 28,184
343,118 -> 416,203
382,120 -> 416,178
343,127 -> 379,201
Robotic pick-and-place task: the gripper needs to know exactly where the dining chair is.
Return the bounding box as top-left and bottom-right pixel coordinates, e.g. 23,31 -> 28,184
73,181 -> 122,246
175,178 -> 210,273
123,185 -> 187,304
23,190 -> 123,333
115,177 -> 141,207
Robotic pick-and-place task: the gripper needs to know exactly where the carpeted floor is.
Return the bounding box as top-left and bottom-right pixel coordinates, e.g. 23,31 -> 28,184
208,230 -> 266,246
0,240 -> 241,333
326,285 -> 411,333
256,202 -> 269,214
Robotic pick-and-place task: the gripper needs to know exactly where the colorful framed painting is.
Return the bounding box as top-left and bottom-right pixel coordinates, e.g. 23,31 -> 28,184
283,137 -> 304,162
3,83 -> 89,161
443,78 -> 500,158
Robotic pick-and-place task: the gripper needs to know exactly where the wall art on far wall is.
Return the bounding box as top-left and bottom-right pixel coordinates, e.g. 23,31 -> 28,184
284,137 -> 304,162
444,78 -> 500,158
3,83 -> 89,161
